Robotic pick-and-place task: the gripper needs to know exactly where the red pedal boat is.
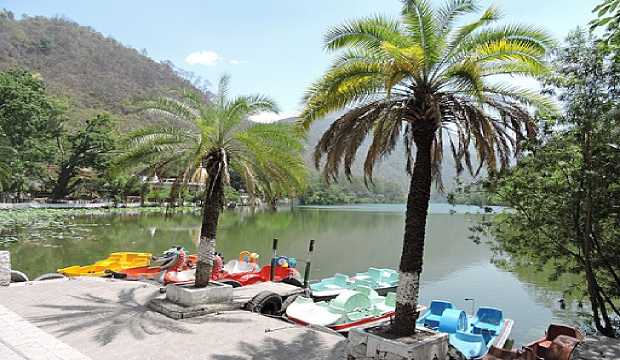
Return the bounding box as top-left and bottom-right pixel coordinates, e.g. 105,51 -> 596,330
162,249 -> 301,287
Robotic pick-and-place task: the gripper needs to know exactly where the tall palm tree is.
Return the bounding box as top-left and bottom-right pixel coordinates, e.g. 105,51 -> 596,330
301,0 -> 556,335
121,75 -> 307,287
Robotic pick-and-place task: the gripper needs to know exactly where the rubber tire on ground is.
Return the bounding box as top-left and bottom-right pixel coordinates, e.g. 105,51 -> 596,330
246,291 -> 282,315
32,273 -> 65,281
280,277 -> 303,287
280,294 -> 300,315
10,270 -> 29,283
220,280 -> 242,288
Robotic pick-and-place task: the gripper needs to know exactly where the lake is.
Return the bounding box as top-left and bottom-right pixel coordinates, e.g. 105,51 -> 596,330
1,203 -> 585,344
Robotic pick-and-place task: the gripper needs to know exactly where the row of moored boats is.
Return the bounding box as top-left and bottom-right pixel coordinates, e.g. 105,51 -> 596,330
50,248 -> 583,360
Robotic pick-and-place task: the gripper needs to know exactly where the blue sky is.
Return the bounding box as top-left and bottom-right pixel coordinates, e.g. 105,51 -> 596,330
0,0 -> 600,120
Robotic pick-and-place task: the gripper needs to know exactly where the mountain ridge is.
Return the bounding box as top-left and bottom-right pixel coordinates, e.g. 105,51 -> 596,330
0,11 -> 196,129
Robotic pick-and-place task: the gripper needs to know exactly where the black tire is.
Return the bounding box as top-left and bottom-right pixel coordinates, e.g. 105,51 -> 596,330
280,294 -> 300,315
109,271 -> 127,279
280,277 -> 303,287
246,291 -> 282,315
33,273 -> 65,281
10,270 -> 29,283
220,280 -> 242,288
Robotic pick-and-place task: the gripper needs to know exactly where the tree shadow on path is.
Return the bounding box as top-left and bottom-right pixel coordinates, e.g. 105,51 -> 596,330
28,287 -> 243,345
211,329 -> 347,360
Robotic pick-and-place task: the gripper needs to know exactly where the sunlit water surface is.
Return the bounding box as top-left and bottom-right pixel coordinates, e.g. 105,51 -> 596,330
2,204 -> 585,344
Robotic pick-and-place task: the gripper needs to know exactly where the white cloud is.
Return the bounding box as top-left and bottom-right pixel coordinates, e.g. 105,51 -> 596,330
249,111 -> 300,123
185,50 -> 222,66
185,51 -> 247,66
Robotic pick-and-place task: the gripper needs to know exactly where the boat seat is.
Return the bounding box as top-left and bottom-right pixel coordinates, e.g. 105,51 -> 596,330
353,279 -> 373,288
333,273 -> 350,288
329,290 -> 371,314
547,324 -> 583,341
367,267 -> 382,282
419,300 -> 453,329
472,307 -> 503,336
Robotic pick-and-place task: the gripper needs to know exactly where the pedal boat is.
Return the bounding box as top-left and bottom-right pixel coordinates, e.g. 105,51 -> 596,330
164,251 -> 301,287
310,267 -> 398,300
524,324 -> 583,360
113,248 -> 198,281
286,286 -> 423,333
57,252 -> 152,277
417,300 -> 513,359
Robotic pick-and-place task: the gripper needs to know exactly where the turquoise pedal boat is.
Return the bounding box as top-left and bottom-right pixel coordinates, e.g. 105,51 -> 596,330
417,300 -> 513,359
310,267 -> 399,300
286,286 -> 418,333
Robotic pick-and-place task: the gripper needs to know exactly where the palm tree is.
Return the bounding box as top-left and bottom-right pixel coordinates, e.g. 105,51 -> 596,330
301,0 -> 555,335
121,75 -> 307,287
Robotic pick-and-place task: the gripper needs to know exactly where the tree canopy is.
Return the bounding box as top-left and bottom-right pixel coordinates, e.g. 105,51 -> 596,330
120,75 -> 308,205
486,31 -> 620,337
302,0 -> 557,186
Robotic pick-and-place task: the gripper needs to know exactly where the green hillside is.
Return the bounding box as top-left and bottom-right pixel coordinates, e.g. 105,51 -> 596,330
0,10 -> 195,129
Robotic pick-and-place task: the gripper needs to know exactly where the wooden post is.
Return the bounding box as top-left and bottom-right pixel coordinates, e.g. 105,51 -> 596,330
0,251 -> 10,286
270,238 -> 278,281
303,239 -> 315,289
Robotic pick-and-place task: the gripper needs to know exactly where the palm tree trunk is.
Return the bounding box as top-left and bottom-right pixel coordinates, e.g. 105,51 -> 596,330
392,128 -> 434,336
194,156 -> 225,288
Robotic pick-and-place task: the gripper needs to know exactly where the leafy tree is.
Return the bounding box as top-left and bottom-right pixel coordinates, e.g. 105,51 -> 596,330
0,141 -> 14,191
0,69 -> 63,196
301,0 -> 555,335
121,75 -> 307,287
488,31 -> 620,337
591,0 -> 620,45
300,175 -> 405,205
50,114 -> 117,200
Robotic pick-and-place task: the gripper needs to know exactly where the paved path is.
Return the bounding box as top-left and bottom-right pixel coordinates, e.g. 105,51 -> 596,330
574,335 -> 620,359
0,302 -> 90,360
0,278 -> 346,360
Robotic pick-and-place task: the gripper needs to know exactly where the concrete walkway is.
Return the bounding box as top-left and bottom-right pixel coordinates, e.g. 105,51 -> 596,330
0,278 -> 346,360
0,303 -> 90,360
574,335 -> 620,359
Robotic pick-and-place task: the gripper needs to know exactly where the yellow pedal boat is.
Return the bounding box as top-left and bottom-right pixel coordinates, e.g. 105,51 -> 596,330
57,252 -> 152,277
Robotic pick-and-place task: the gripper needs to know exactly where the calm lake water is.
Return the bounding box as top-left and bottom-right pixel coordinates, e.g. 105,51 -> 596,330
1,203 -> 585,344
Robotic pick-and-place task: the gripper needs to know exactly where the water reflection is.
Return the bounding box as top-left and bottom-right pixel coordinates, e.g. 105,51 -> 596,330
2,204 -> 579,344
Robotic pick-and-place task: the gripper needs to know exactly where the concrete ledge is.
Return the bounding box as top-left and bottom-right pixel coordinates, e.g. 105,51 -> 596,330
148,298 -> 241,319
166,281 -> 233,307
347,327 -> 448,360
0,251 -> 9,286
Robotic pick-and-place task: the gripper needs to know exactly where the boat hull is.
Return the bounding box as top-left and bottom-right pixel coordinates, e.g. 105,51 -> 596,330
311,285 -> 398,302
57,252 -> 152,277
287,311 -> 395,334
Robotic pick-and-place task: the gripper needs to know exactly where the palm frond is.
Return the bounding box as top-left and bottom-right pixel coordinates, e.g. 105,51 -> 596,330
324,15 -> 409,51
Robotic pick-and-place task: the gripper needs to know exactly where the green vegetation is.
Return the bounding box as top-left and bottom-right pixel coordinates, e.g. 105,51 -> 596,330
120,75 -> 307,287
301,0 -> 554,335
0,10 -> 195,128
51,114 -> 117,200
481,30 -> 620,337
300,176 -> 404,205
0,69 -> 63,196
447,180 -> 504,207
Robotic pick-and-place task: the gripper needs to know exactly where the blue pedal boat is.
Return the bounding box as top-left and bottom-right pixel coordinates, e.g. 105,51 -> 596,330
310,267 -> 399,300
417,300 -> 513,359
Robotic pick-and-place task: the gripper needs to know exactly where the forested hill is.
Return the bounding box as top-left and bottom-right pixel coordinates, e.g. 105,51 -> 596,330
0,11 -> 195,129
280,115 -> 476,199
